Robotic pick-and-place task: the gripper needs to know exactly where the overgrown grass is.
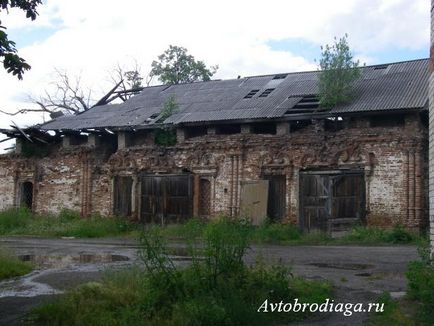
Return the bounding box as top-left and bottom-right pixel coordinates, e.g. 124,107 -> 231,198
33,218 -> 332,325
369,293 -> 413,326
154,218 -> 422,246
0,208 -> 423,245
405,242 -> 434,325
0,208 -> 139,238
0,248 -> 32,280
369,242 -> 434,326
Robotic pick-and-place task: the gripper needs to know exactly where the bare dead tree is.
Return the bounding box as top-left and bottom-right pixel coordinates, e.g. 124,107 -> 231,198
108,60 -> 146,101
0,61 -> 148,118
0,68 -> 93,117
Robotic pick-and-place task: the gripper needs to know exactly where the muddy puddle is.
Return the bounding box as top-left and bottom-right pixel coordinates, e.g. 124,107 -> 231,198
18,253 -> 129,269
308,262 -> 374,270
0,253 -> 131,298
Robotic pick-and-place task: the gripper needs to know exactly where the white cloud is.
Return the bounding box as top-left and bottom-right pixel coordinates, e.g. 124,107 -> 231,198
0,0 -> 429,140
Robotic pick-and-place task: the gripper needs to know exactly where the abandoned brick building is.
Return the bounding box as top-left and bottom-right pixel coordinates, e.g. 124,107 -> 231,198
0,59 -> 430,233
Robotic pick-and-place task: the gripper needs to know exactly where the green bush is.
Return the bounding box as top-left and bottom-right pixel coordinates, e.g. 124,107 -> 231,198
0,208 -> 32,234
384,225 -> 415,244
369,292 -> 413,326
340,225 -> 416,245
34,218 -> 332,325
406,260 -> 434,324
252,223 -> 302,244
0,249 -> 32,280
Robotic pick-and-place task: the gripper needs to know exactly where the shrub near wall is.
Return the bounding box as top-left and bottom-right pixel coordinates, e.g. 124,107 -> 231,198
33,218 -> 332,325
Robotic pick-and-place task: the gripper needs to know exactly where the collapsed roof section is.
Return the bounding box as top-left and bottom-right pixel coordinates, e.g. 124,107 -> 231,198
7,59 -> 433,136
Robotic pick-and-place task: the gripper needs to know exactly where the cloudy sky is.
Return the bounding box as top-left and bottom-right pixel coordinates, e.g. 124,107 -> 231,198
0,0 -> 429,149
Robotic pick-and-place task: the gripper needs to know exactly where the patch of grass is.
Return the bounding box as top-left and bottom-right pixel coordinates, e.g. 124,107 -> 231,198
0,249 -> 32,280
0,208 -> 139,238
369,292 -> 413,326
250,222 -> 302,244
406,250 -> 434,324
150,219 -> 423,246
33,218 -> 332,325
0,208 -> 32,233
335,224 -> 419,245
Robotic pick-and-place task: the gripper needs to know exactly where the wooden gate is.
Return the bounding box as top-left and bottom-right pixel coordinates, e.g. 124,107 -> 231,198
263,175 -> 286,221
299,171 -> 365,233
140,174 -> 193,224
113,176 -> 133,217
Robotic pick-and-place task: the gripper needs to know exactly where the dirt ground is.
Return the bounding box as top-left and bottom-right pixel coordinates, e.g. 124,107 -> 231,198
0,237 -> 418,325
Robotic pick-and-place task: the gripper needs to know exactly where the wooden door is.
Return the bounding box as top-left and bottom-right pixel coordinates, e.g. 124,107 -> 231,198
299,171 -> 365,233
299,174 -> 330,232
140,174 -> 193,224
113,176 -> 133,217
264,175 -> 286,221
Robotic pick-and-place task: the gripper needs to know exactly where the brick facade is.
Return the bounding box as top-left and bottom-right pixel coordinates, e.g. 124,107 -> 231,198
0,114 -> 428,231
429,0 -> 434,252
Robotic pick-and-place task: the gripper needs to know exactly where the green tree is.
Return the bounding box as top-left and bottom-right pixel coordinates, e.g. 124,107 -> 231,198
150,45 -> 218,84
0,0 -> 42,79
318,34 -> 361,109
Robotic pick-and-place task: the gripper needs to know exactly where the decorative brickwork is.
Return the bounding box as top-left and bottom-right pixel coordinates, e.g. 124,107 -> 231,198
0,115 -> 428,231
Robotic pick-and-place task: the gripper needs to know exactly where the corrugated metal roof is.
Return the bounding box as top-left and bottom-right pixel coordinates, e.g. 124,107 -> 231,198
39,59 -> 429,130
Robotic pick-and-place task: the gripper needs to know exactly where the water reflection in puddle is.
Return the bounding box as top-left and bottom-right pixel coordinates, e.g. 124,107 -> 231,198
18,253 -> 129,269
0,253 -> 131,298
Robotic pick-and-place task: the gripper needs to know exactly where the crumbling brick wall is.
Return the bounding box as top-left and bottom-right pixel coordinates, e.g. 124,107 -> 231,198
0,112 -> 428,230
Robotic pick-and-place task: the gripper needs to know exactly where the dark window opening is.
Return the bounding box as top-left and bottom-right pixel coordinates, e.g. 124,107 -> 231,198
69,134 -> 88,146
186,126 -> 208,139
252,123 -> 276,134
273,74 -> 287,80
113,176 -> 133,217
20,181 -> 33,210
244,89 -> 260,99
370,114 -> 405,127
290,120 -> 312,132
325,117 -> 344,131
258,88 -> 275,98
286,95 -> 320,114
374,65 -> 388,70
216,124 -> 241,135
126,130 -> 153,147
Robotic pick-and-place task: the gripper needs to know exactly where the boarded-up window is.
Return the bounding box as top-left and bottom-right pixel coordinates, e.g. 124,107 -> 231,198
299,172 -> 365,233
140,175 -> 193,224
113,176 -> 133,217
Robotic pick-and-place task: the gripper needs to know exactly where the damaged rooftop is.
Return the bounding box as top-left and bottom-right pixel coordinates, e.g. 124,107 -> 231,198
0,58 -> 429,141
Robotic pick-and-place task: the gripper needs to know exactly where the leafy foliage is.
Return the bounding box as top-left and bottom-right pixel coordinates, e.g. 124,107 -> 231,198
154,95 -> 178,146
406,241 -> 434,324
318,34 -> 361,109
150,45 -> 218,84
0,0 -> 41,79
33,218 -> 331,325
